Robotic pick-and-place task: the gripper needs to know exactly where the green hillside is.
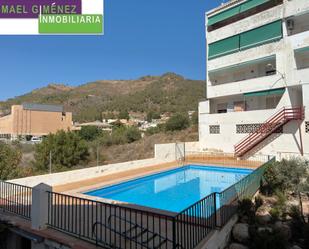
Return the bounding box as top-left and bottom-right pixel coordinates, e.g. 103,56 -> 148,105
0,73 -> 205,122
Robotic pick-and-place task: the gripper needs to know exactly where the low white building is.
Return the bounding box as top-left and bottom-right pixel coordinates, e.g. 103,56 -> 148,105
199,0 -> 309,158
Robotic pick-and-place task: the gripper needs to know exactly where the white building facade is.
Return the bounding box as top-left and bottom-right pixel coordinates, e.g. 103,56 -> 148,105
199,0 -> 309,158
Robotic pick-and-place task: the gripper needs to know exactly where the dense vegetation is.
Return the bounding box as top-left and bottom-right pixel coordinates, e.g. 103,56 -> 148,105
229,158 -> 309,249
1,113 -> 198,178
0,73 -> 205,122
33,130 -> 89,172
0,142 -> 22,180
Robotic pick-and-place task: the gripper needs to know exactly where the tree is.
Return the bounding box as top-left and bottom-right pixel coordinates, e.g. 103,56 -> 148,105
0,142 -> 22,180
263,158 -> 309,222
146,111 -> 161,122
191,111 -> 198,126
125,126 -> 142,143
263,158 -> 309,194
118,110 -> 130,120
165,113 -> 190,131
79,126 -> 102,141
33,130 -> 89,171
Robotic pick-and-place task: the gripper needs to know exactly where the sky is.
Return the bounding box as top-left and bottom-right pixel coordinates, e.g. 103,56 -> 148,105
0,0 -> 224,100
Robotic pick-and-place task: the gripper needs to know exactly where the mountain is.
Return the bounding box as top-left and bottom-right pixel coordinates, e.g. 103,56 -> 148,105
0,73 -> 206,122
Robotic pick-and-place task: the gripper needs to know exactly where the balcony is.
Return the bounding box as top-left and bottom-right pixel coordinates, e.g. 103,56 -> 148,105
201,108 -> 277,125
207,40 -> 283,72
208,74 -> 284,99
295,67 -> 309,84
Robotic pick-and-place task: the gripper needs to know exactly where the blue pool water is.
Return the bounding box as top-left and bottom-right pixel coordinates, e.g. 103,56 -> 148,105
85,165 -> 252,213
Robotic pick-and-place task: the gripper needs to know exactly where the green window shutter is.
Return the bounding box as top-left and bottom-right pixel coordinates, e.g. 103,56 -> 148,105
240,20 -> 282,50
208,36 -> 239,59
208,5 -> 241,26
240,0 -> 269,12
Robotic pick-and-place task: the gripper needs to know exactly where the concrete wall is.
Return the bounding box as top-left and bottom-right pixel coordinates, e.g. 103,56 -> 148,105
154,143 -> 178,161
198,215 -> 238,249
9,157 -> 168,187
0,105 -> 72,137
0,114 -> 13,134
9,142 -> 197,187
199,86 -> 309,157
10,141 -> 201,188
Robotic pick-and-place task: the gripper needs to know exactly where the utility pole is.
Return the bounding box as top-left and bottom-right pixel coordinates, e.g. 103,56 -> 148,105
96,146 -> 99,167
49,151 -> 52,174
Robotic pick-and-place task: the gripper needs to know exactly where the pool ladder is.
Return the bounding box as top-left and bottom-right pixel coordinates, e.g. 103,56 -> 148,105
92,215 -> 182,249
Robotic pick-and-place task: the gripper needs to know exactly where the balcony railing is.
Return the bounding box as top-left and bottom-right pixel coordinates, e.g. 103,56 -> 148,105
0,154 -> 275,248
0,181 -> 32,219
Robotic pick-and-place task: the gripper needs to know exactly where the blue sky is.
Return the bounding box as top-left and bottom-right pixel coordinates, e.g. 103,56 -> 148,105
0,0 -> 223,100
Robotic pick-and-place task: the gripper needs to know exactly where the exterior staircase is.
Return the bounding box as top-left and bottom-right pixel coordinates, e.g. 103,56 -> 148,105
235,106 -> 304,157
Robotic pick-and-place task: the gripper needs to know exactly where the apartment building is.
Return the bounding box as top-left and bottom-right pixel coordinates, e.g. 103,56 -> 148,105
199,0 -> 309,158
0,103 -> 72,140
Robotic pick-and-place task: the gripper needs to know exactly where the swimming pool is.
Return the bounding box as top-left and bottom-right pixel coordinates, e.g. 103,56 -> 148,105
85,165 -> 252,213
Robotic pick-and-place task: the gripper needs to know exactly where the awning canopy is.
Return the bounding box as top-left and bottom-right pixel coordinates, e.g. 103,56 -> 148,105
208,0 -> 270,26
295,46 -> 309,53
244,88 -> 285,97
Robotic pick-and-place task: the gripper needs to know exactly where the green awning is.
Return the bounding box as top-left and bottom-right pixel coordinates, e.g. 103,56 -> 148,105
240,20 -> 282,50
208,20 -> 282,60
240,0 -> 269,12
244,88 -> 285,97
295,46 -> 309,53
208,5 -> 241,26
208,35 -> 240,59
208,0 -> 270,26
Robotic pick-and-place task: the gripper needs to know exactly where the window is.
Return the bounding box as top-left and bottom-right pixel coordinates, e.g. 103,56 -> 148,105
295,48 -> 309,69
266,95 -> 281,109
234,101 -> 245,112
217,103 -> 227,113
210,125 -> 220,134
236,124 -> 283,134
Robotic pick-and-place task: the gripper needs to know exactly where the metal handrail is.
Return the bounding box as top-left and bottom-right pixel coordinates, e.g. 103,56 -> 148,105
0,181 -> 32,219
235,106 -> 304,156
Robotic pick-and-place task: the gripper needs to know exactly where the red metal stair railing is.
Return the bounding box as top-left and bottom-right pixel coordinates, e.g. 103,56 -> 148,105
235,106 -> 304,157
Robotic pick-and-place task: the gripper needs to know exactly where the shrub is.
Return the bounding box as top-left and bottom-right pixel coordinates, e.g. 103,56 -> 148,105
238,198 -> 255,218
269,191 -> 287,221
146,111 -> 161,122
33,130 -> 89,171
118,110 -> 130,120
125,126 -> 142,143
269,207 -> 281,221
79,126 -> 102,141
303,223 -> 309,249
165,113 -> 190,131
289,205 -> 305,240
254,195 -> 264,210
0,142 -> 22,180
262,158 -> 309,195
250,229 -> 288,249
191,111 -> 198,125
145,126 -> 161,136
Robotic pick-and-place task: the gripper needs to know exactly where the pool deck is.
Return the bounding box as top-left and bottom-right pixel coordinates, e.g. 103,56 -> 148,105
54,157 -> 262,194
